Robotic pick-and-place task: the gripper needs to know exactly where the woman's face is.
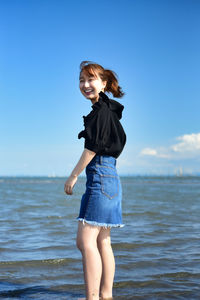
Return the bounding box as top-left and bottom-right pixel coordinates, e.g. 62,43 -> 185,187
79,71 -> 106,104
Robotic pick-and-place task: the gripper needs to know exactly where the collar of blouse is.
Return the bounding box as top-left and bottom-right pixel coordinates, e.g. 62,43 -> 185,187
91,91 -> 110,110
92,91 -> 124,120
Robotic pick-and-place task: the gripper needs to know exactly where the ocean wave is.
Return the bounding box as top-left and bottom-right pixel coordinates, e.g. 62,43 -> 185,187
0,257 -> 78,268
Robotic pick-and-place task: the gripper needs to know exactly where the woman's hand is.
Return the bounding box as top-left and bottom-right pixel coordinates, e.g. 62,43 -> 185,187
64,175 -> 78,195
64,148 -> 95,195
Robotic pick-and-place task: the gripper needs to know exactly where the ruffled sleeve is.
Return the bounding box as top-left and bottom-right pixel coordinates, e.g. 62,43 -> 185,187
78,106 -> 111,153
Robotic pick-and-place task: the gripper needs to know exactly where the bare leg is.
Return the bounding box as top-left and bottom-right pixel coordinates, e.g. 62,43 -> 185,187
97,228 -> 115,299
77,222 -> 102,300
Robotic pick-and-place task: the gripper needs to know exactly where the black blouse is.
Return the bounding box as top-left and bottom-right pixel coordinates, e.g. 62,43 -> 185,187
78,91 -> 126,158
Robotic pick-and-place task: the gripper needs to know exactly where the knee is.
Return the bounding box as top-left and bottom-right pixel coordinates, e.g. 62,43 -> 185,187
97,236 -> 111,251
76,237 -> 95,253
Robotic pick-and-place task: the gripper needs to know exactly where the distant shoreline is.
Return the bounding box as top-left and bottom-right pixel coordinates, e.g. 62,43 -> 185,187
1,174 -> 200,178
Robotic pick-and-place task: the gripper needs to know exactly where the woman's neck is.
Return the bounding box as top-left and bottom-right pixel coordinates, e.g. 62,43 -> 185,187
91,95 -> 100,105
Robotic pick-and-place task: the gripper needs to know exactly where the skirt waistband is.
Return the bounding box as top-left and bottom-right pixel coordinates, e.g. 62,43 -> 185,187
89,155 -> 116,167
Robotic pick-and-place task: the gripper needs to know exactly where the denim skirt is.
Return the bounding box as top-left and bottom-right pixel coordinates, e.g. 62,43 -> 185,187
77,155 -> 124,228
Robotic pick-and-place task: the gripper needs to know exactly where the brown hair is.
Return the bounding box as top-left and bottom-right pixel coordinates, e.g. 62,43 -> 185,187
79,61 -> 124,98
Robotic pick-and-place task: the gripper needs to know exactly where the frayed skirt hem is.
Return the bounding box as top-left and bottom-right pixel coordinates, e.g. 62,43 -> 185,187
77,218 -> 125,228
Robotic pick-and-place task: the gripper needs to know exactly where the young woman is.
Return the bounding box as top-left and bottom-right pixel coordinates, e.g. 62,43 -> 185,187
64,61 -> 126,300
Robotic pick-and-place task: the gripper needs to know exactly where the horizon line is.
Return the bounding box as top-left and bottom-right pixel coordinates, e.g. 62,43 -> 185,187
1,173 -> 200,178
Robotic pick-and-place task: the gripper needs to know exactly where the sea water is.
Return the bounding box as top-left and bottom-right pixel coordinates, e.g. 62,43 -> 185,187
0,176 -> 200,299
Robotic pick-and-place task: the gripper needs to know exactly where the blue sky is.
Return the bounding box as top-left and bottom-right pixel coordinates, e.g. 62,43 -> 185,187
0,0 -> 200,176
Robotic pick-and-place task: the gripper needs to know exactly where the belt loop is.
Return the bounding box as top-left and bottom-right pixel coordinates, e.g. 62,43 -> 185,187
100,155 -> 102,165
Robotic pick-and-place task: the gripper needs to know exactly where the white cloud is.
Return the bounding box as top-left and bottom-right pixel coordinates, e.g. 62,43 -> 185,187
140,132 -> 200,160
140,148 -> 157,156
171,133 -> 200,153
140,147 -> 170,158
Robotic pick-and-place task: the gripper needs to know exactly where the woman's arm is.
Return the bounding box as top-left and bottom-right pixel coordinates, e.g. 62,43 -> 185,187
64,148 -> 96,195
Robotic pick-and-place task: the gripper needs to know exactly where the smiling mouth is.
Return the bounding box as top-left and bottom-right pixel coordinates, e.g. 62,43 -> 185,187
84,89 -> 93,95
